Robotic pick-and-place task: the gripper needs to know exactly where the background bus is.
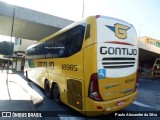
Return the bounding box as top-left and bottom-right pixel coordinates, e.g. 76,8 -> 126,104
152,58 -> 160,75
24,15 -> 138,116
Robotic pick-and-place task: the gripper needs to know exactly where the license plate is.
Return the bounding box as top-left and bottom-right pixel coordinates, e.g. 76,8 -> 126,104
117,101 -> 125,106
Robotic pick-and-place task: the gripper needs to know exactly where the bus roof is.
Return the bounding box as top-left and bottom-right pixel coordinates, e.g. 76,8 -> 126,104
96,15 -> 133,27
26,15 -> 134,50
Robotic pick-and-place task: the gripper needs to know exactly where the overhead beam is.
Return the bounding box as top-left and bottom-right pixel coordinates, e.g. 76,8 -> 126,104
0,1 -> 73,40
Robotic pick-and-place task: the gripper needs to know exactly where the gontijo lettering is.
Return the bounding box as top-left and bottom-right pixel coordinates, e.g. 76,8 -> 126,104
100,47 -> 137,55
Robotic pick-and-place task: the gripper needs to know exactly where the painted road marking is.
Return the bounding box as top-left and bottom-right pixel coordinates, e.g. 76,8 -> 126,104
133,101 -> 153,108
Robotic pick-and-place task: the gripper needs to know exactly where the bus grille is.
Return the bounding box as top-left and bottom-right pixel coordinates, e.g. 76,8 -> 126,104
102,57 -> 135,69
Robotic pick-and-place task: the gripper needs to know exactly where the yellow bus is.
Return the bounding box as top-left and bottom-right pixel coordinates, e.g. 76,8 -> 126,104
24,15 -> 138,116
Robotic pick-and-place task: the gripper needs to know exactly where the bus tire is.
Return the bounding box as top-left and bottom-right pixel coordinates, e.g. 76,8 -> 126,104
52,84 -> 60,103
44,80 -> 52,98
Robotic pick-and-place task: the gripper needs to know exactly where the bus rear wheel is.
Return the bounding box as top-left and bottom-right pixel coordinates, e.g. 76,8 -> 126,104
52,84 -> 60,103
44,80 -> 52,98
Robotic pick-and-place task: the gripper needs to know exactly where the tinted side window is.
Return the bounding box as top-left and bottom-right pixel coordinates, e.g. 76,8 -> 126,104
55,35 -> 66,57
27,24 -> 85,59
45,39 -> 54,58
37,43 -> 45,59
85,24 -> 90,40
45,24 -> 85,58
66,24 -> 85,56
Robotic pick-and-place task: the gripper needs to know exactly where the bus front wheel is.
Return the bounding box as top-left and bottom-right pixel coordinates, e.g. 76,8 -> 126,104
44,80 -> 52,98
52,84 -> 60,103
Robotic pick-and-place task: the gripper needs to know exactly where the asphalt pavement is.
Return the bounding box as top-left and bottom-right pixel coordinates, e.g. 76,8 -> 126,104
0,70 -> 42,120
0,70 -> 160,120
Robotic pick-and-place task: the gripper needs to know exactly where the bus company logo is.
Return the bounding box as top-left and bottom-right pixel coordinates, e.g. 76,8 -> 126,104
106,23 -> 130,39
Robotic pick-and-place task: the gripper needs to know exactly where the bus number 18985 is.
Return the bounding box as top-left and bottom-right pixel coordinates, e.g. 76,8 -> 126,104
62,64 -> 78,71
